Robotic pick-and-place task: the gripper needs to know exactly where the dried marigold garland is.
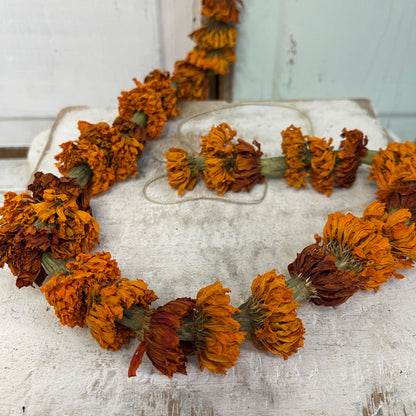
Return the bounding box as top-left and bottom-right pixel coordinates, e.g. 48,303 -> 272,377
2,0 -> 416,378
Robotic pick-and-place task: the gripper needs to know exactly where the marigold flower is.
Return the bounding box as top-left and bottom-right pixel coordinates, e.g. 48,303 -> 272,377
201,0 -> 243,23
317,212 -> 396,292
202,155 -> 236,195
129,298 -> 196,377
0,191 -> 36,227
368,141 -> 416,199
0,223 -> 48,288
118,78 -> 167,139
382,183 -> 416,223
308,136 -> 336,196
194,281 -> 245,374
287,244 -> 365,306
229,139 -> 264,192
186,48 -> 236,75
164,148 -> 202,195
363,200 -> 416,272
55,138 -> 114,197
281,125 -> 310,188
30,189 -> 99,260
28,172 -> 91,212
190,21 -> 237,50
172,61 -> 209,101
144,70 -> 181,119
238,270 -> 304,358
333,128 -> 368,188
86,279 -> 157,351
41,251 -> 121,328
200,122 -> 236,156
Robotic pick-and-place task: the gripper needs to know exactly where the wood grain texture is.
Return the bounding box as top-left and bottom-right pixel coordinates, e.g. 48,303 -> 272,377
1,100 -> 415,415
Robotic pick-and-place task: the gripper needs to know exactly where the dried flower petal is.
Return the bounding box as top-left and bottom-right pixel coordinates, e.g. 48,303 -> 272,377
201,0 -> 243,23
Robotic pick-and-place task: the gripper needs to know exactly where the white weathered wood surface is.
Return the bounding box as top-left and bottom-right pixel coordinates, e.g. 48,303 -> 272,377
1,100 -> 416,415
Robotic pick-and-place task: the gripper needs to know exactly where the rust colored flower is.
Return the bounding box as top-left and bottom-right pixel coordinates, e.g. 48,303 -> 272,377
144,70 -> 181,119
164,148 -> 202,195
28,172 -> 91,212
333,128 -> 368,188
368,141 -> 416,199
281,125 -> 310,188
317,212 -> 395,292
118,78 -> 167,139
200,123 -> 236,156
86,278 -> 158,351
382,183 -> 416,223
31,189 -> 99,260
287,244 -> 365,306
201,0 -> 243,23
363,200 -> 416,272
172,61 -> 209,101
308,136 -> 336,196
130,297 -> 196,377
186,47 -> 236,75
190,21 -> 237,50
229,139 -> 264,192
0,223 -> 48,288
238,270 -> 304,358
41,251 -> 121,328
193,281 -> 246,374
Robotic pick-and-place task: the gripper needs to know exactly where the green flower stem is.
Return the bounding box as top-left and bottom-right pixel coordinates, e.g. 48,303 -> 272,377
116,305 -> 149,332
260,157 -> 289,177
285,275 -> 314,303
66,163 -> 93,188
131,111 -> 148,128
41,252 -> 69,276
190,155 -> 207,173
360,150 -> 379,165
175,316 -> 196,342
232,302 -> 252,333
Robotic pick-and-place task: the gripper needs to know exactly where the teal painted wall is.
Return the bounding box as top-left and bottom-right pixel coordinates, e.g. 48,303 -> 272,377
233,0 -> 416,140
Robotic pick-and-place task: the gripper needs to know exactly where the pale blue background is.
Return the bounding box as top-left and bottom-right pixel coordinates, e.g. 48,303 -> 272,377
233,0 -> 416,140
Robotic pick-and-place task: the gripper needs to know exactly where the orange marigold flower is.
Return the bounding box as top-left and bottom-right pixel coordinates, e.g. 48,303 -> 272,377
164,148 -> 202,195
28,172 -> 91,212
333,128 -> 368,188
130,298 -> 196,377
172,61 -> 209,101
30,189 -> 99,260
0,223 -> 48,288
55,138 -> 114,197
287,244 -> 365,306
229,139 -> 264,192
118,78 -> 167,139
368,141 -> 416,199
77,121 -> 144,183
239,270 -> 304,358
202,154 -> 235,195
363,200 -> 416,272
201,0 -> 243,23
382,183 -> 416,223
200,123 -> 236,156
144,70 -> 181,119
194,281 -> 245,374
41,251 -> 121,328
281,125 -> 310,188
186,47 -> 236,75
86,279 -> 157,351
190,21 -> 237,50
0,191 -> 36,227
308,136 -> 336,196
317,212 -> 395,292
